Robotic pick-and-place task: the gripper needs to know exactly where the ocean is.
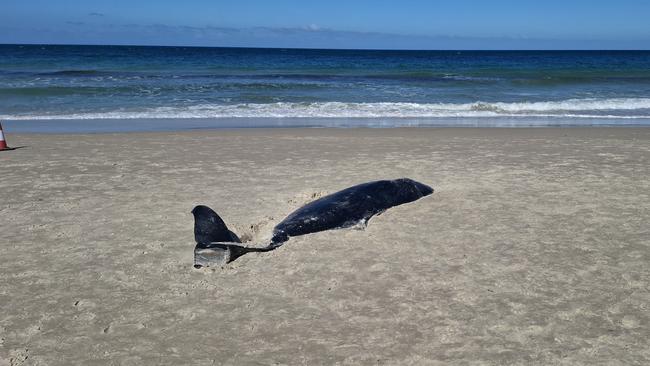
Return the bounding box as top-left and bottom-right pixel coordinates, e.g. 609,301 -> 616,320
2,44 -> 650,131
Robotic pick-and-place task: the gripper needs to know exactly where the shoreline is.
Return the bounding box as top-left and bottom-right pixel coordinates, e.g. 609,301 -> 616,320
3,117 -> 650,134
5,126 -> 650,141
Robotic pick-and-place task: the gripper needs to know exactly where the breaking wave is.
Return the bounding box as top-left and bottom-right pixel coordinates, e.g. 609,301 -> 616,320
4,98 -> 650,120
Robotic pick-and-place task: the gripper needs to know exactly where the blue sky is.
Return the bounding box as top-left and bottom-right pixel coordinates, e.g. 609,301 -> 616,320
1,0 -> 649,49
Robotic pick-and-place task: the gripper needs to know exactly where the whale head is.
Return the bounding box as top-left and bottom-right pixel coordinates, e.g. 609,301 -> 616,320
391,178 -> 434,202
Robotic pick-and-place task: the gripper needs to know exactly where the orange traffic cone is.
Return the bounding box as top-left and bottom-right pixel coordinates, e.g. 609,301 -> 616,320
0,121 -> 11,151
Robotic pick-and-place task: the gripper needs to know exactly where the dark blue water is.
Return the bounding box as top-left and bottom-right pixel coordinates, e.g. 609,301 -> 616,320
1,44 -> 650,128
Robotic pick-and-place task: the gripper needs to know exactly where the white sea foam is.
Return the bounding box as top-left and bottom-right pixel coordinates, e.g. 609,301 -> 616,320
4,98 -> 650,120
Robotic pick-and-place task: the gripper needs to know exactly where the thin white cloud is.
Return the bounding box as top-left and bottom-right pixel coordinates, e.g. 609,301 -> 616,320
1,22 -> 647,50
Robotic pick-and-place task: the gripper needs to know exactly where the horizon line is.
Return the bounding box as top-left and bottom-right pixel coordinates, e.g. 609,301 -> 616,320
2,42 -> 650,52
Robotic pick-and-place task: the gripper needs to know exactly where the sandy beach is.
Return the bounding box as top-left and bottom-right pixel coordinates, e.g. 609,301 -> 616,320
1,127 -> 648,365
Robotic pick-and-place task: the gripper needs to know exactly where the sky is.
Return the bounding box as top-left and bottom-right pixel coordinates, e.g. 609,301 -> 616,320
1,0 -> 649,49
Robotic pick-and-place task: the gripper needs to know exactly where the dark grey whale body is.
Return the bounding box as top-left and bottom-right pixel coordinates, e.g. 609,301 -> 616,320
192,178 -> 433,267
270,178 -> 433,245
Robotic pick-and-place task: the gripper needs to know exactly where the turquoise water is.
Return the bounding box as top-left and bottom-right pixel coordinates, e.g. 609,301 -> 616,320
1,45 -> 650,130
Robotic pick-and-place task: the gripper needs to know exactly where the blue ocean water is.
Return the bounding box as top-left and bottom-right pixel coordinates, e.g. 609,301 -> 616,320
1,44 -> 650,130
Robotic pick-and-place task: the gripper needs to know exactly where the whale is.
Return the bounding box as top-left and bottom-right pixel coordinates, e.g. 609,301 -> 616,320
192,178 -> 433,267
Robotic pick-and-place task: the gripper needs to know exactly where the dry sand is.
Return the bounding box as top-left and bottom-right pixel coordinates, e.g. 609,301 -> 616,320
1,127 -> 649,365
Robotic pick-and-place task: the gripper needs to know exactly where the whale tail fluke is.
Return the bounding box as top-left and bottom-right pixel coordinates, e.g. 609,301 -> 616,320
193,242 -> 276,268
192,205 -> 281,267
191,205 -> 241,244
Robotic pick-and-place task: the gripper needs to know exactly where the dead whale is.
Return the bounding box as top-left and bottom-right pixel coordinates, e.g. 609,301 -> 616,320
192,178 -> 433,267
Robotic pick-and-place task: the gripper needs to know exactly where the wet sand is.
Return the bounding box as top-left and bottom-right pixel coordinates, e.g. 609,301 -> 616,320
1,127 -> 649,365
